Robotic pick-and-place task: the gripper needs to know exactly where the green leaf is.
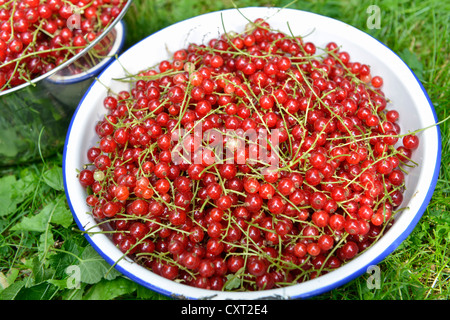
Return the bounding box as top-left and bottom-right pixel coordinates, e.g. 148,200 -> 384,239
0,281 -> 26,300
0,170 -> 40,216
0,170 -> 38,218
61,286 -> 85,300
436,224 -> 450,241
0,128 -> 23,158
42,166 -> 64,191
49,235 -> 85,278
0,173 -> 38,217
31,256 -> 50,285
399,48 -> 424,81
14,282 -> 59,300
11,195 -> 72,232
0,175 -> 16,216
224,267 -> 245,291
136,285 -> 168,300
82,277 -> 138,300
10,207 -> 50,233
77,246 -> 120,284
38,231 -> 55,262
0,268 -> 19,290
46,278 -> 69,290
50,198 -> 73,228
428,207 -> 450,225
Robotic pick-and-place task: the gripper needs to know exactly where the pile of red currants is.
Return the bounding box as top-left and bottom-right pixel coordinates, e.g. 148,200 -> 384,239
0,0 -> 128,91
78,18 -> 419,291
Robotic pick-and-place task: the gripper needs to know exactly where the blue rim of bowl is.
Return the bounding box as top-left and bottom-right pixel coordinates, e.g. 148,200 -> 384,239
45,21 -> 127,85
63,7 -> 442,300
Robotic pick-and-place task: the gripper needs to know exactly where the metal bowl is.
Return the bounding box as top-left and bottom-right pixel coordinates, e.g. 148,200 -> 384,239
64,7 -> 441,300
0,1 -> 131,166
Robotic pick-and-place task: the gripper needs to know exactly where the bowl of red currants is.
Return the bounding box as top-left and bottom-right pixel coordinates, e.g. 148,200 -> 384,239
63,7 -> 441,299
0,0 -> 130,166
42,20 -> 126,108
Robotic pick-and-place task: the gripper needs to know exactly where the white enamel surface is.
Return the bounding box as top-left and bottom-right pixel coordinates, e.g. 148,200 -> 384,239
63,7 -> 440,299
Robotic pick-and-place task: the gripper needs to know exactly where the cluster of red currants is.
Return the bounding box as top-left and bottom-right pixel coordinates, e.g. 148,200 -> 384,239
78,18 -> 419,291
0,0 -> 128,91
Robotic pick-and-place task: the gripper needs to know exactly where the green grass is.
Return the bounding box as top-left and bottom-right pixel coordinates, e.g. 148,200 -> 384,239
0,0 -> 448,301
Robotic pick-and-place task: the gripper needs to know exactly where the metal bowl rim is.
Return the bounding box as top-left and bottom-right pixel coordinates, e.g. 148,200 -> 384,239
0,0 -> 132,96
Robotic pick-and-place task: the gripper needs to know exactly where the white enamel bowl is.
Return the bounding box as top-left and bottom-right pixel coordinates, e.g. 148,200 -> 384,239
63,7 -> 441,299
